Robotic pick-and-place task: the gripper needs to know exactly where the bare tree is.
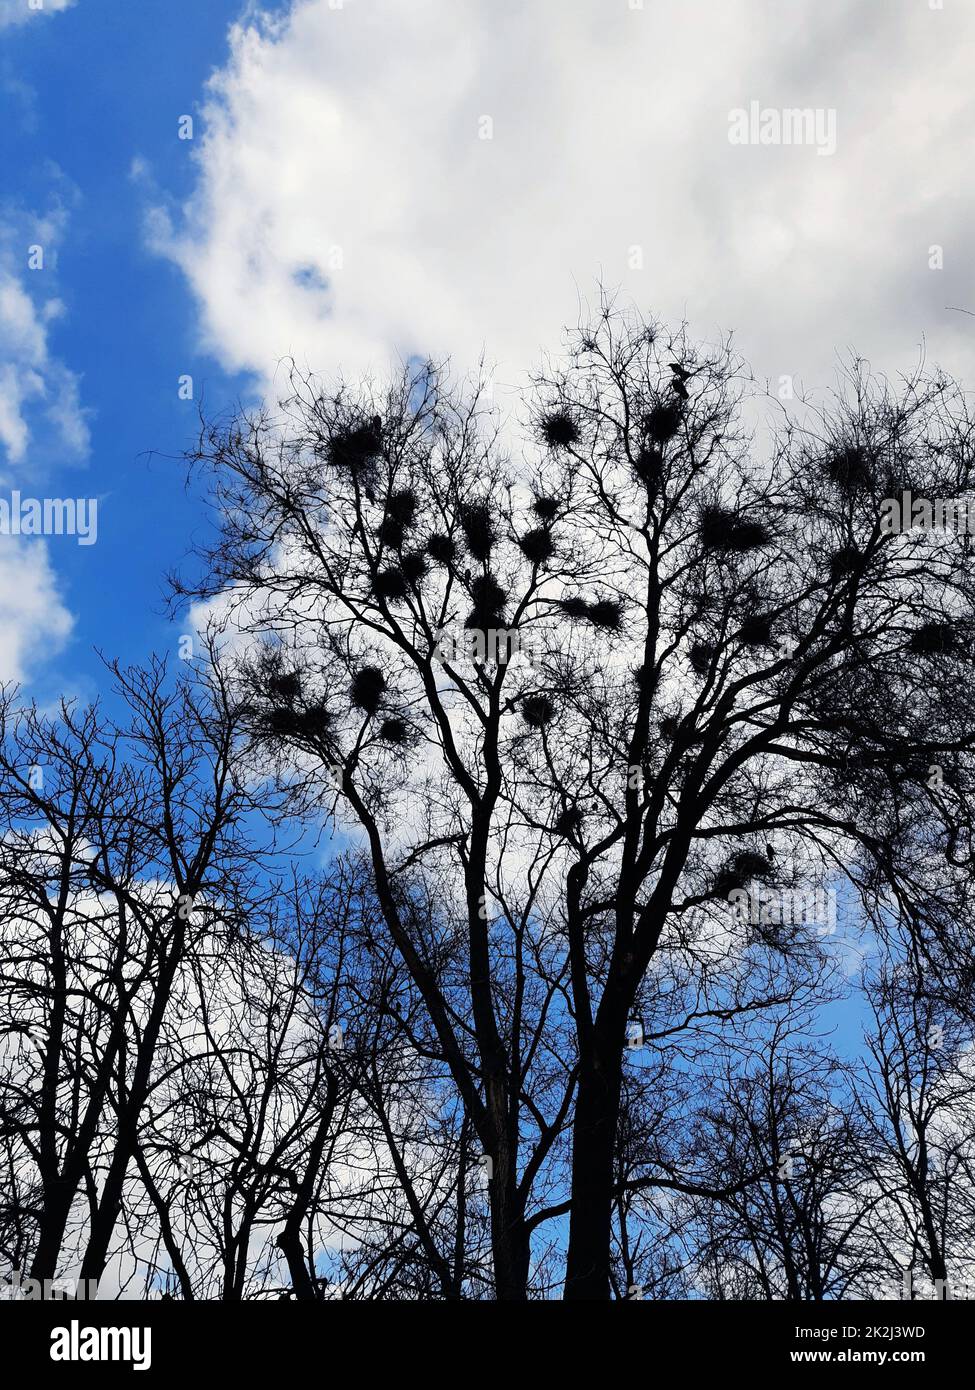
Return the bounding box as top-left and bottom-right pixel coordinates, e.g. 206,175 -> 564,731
162,297 -> 975,1297
0,659 -> 273,1286
676,1023 -> 882,1301
853,947 -> 975,1298
1,673 -> 476,1300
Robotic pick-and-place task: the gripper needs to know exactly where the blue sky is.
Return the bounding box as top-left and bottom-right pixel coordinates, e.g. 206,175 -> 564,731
3,3 -> 974,1311
2,0 -> 973,1071
0,1 -> 289,705
4,0 -> 975,721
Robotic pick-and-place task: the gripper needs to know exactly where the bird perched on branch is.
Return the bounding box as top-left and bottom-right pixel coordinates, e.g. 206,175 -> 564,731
669,363 -> 693,401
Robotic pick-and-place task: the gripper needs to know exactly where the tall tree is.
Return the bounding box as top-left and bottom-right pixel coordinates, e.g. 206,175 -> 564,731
0,674 -> 460,1298
0,661 -> 266,1285
177,297 -> 975,1297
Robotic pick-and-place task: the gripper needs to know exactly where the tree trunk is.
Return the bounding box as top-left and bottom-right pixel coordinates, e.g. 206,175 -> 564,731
489,1186 -> 530,1301
563,1021 -> 626,1300
29,1184 -> 75,1284
485,1079 -> 530,1301
277,1072 -> 339,1300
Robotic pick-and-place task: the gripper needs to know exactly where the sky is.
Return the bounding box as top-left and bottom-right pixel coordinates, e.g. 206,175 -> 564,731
0,3 -> 970,1301
2,0 -> 975,713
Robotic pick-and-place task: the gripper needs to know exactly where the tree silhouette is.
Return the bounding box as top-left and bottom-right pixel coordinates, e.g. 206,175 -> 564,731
162,297 -> 975,1298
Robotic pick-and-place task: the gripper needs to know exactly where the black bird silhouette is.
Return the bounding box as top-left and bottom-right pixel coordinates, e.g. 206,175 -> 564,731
669,363 -> 692,400
766,844 -> 775,861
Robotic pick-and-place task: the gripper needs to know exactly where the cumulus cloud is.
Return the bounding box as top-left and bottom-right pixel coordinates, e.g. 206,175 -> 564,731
0,0 -> 75,29
0,537 -> 73,681
0,199 -> 84,681
0,204 -> 90,472
157,0 -> 975,402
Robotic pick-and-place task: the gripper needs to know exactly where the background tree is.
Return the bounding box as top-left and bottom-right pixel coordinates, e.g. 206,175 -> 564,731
677,1025 -> 881,1301
0,672 -> 462,1299
853,943 -> 975,1298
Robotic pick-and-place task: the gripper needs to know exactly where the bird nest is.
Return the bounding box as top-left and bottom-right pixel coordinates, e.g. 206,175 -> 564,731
531,495 -> 561,522
540,410 -> 580,449
699,504 -> 771,554
351,665 -> 386,715
642,401 -> 683,445
465,572 -> 508,631
712,850 -> 773,899
460,502 -> 496,562
908,621 -> 957,656
522,694 -> 555,728
823,443 -> 874,493
374,568 -> 409,602
738,612 -> 774,647
378,717 -> 409,745
557,596 -> 623,630
519,527 -> 556,565
689,639 -> 717,676
426,532 -> 457,565
265,703 -> 333,742
327,417 -> 383,475
378,488 -> 417,549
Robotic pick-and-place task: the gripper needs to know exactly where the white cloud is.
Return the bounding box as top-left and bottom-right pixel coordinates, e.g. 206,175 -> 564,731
0,0 -> 75,29
0,200 -> 85,682
158,0 -> 975,402
0,206 -> 90,473
0,537 -> 73,681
